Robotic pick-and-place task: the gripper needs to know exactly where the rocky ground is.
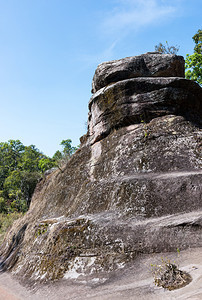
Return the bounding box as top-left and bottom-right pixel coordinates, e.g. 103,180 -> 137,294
1,247 -> 202,299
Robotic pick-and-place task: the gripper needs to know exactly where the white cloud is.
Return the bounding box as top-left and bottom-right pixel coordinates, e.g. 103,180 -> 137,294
102,0 -> 177,35
78,41 -> 118,67
75,40 -> 119,76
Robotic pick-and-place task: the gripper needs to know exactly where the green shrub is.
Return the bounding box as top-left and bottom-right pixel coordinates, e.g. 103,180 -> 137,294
0,197 -> 7,213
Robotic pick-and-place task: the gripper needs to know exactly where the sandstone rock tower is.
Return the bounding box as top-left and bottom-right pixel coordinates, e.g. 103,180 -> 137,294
0,53 -> 202,283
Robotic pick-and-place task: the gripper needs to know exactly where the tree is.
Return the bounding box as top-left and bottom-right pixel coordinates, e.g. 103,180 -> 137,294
3,170 -> 28,212
60,139 -> 77,158
0,138 -> 78,214
154,41 -> 179,55
38,158 -> 55,173
0,140 -> 25,188
20,171 -> 41,208
52,150 -> 63,162
52,139 -> 78,166
185,29 -> 202,86
0,140 -> 56,213
18,145 -> 45,172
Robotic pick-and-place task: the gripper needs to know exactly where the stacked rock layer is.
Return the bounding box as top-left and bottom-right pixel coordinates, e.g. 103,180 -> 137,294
0,53 -> 201,284
88,53 -> 201,144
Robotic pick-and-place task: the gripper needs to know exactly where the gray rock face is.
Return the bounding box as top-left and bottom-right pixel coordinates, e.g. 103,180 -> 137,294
92,53 -> 185,93
0,53 -> 201,285
88,77 -> 202,144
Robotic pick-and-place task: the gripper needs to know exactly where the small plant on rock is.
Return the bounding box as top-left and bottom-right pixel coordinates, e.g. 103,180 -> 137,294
150,249 -> 192,290
140,116 -> 149,138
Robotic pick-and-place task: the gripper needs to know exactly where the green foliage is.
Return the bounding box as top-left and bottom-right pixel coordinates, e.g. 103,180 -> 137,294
0,140 -> 55,213
52,139 -> 78,167
35,223 -> 49,237
193,29 -> 202,54
140,115 -> 150,138
60,139 -> 77,158
141,119 -> 148,138
154,41 -> 179,54
0,197 -> 7,213
0,140 -> 25,189
0,138 -> 77,214
19,145 -> 43,172
185,29 -> 202,85
52,150 -> 63,162
0,138 -> 77,244
38,158 -> 55,173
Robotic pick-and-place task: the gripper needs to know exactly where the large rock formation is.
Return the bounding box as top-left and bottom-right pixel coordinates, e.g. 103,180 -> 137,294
0,53 -> 201,285
91,53 -> 185,93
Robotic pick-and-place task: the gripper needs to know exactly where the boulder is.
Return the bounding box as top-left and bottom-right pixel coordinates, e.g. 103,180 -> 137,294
0,53 -> 201,286
92,53 -> 185,93
88,77 -> 202,144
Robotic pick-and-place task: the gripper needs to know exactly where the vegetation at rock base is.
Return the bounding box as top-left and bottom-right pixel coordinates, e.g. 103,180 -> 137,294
185,29 -> 202,86
0,139 -> 77,215
154,41 -> 179,55
150,250 -> 192,290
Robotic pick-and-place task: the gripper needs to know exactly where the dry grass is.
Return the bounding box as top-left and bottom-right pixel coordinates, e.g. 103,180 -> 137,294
0,212 -> 23,245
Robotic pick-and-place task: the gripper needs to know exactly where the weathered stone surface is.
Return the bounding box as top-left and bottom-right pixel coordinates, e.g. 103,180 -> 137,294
0,115 -> 201,282
92,53 -> 185,93
1,247 -> 202,299
0,53 -> 201,286
88,77 -> 202,144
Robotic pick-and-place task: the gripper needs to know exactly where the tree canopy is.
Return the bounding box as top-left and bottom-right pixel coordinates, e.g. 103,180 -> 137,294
185,29 -> 202,86
52,139 -> 78,167
0,140 -> 53,213
0,139 -> 78,214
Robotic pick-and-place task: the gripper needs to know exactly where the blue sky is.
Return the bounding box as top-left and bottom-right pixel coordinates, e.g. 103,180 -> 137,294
0,0 -> 201,157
